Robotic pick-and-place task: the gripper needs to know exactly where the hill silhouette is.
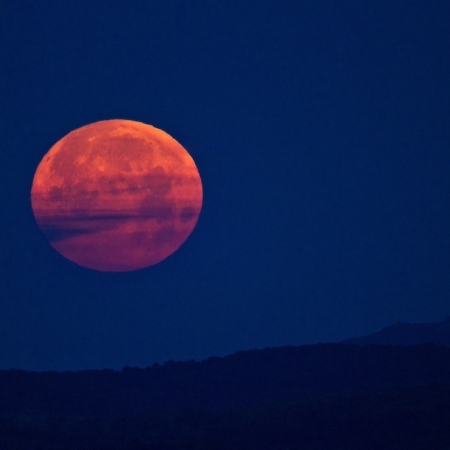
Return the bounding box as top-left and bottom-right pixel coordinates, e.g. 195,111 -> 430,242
1,342 -> 450,417
2,325 -> 450,448
343,316 -> 450,346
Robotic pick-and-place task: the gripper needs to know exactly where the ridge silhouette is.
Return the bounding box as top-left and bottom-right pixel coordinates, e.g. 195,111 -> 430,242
343,316 -> 450,346
2,318 -> 450,449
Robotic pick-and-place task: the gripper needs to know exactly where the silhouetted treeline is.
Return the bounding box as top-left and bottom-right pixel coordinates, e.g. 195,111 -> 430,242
1,343 -> 450,417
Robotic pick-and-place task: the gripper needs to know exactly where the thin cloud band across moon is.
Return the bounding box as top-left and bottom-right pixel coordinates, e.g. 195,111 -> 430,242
31,120 -> 203,272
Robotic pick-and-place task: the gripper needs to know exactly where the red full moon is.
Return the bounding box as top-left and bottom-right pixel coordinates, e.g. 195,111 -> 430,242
31,120 -> 203,272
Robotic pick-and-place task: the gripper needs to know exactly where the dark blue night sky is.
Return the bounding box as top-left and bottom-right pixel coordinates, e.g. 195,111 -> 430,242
1,1 -> 450,371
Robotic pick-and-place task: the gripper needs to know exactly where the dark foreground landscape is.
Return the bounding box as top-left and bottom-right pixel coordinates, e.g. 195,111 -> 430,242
2,319 -> 450,449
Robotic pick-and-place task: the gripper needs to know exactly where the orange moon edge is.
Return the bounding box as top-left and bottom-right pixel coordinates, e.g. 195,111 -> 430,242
31,119 -> 203,272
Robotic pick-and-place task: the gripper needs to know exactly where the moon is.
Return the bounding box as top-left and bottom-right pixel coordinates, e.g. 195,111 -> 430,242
31,120 -> 203,272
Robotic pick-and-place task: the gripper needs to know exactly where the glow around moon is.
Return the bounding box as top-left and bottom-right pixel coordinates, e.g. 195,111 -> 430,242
31,120 -> 203,272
